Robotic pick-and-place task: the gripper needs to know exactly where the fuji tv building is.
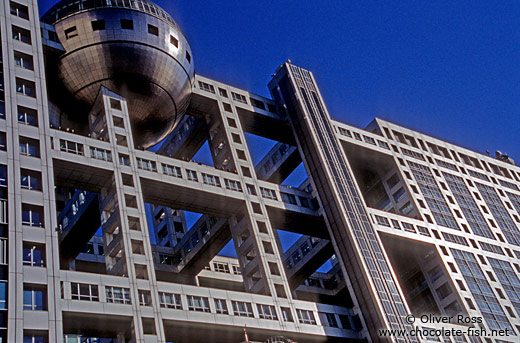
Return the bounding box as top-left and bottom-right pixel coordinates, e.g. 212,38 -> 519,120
1,1 -> 520,342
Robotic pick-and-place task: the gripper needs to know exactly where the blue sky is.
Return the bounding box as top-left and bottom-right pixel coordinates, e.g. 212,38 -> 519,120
39,0 -> 520,162
39,1 -> 520,262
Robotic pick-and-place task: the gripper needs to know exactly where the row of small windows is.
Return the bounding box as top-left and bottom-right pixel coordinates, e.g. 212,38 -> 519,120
374,207 -> 520,259
336,126 -> 390,150
197,81 -> 280,114
64,19 -> 191,63
43,0 -> 178,27
373,215 -> 431,237
57,137 -> 314,209
385,126 -> 520,185
63,282 -> 355,327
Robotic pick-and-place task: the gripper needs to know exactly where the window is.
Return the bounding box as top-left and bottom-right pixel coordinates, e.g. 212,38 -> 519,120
14,51 -> 34,70
218,88 -> 228,98
480,242 -> 504,255
71,283 -> 99,301
231,92 -> 247,104
300,241 -> 311,256
416,226 -> 430,236
147,24 -> 159,36
428,265 -> 444,282
91,19 -> 105,31
452,249 -> 513,331
170,35 -> 178,47
408,161 -> 459,230
375,215 -> 390,227
0,101 -> 5,120
232,301 -> 254,317
18,106 -> 38,126
0,165 -> 6,188
377,140 -> 390,149
257,304 -> 278,320
224,179 -> 242,192
443,172 -> 494,239
119,154 -> 130,166
187,295 -> 210,312
136,158 -> 156,172
489,257 -> 520,319
59,140 -> 83,155
16,78 -> 36,97
232,265 -> 241,275
246,184 -> 256,196
138,291 -> 151,306
198,81 -> 215,94
12,25 -> 31,44
185,51 -> 191,63
21,169 -> 41,190
23,285 -> 47,310
223,103 -> 233,112
105,286 -> 131,304
401,222 -> 416,233
120,19 -> 133,30
81,243 -> 94,254
0,133 -> 6,151
162,164 -> 182,178
0,238 -> 6,265
292,251 -> 302,264
250,98 -> 265,110
159,254 -> 173,265
281,307 -> 293,322
112,115 -> 125,128
401,147 -> 425,161
159,292 -> 182,309
0,282 -> 6,310
442,232 -> 468,246
23,333 -> 47,343
202,173 -> 221,187
339,314 -> 352,329
214,298 -> 228,314
436,283 -> 452,299
320,312 -> 339,327
10,2 -> 29,20
476,182 -> 520,247
186,169 -> 198,181
90,147 -> 112,162
281,192 -> 297,205
213,262 -> 230,274
22,204 -> 43,227
227,117 -> 237,127
23,243 -> 44,267
48,30 -> 58,42
64,26 -> 78,39
109,98 -> 122,110
260,187 -> 277,200
296,309 -> 316,325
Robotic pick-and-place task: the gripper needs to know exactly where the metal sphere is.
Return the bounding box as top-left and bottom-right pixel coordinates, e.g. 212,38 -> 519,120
43,0 -> 194,148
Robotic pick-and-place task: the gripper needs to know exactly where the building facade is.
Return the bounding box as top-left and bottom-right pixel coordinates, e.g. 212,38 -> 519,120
1,1 -> 520,342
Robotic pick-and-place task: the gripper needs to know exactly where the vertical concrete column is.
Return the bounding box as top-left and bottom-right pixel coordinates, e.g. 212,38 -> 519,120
203,93 -> 300,329
90,88 -> 165,343
1,0 -> 63,341
270,63 -> 416,342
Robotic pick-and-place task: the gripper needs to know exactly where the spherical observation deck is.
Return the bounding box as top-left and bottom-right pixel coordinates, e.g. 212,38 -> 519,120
43,0 -> 194,148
